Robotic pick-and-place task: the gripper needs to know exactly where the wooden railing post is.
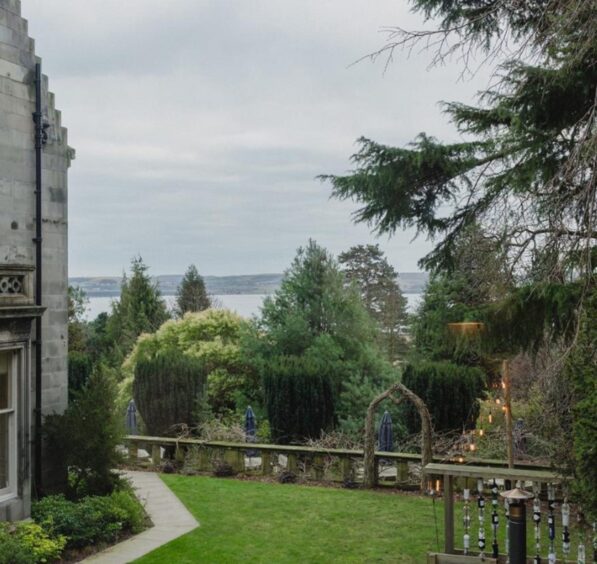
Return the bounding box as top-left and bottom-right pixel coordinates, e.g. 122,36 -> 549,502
151,444 -> 161,466
444,473 -> 454,554
342,457 -> 354,482
312,455 -> 324,481
287,453 -> 298,474
261,450 -> 272,476
397,460 -> 409,484
198,446 -> 210,471
223,447 -> 244,473
128,441 -> 138,463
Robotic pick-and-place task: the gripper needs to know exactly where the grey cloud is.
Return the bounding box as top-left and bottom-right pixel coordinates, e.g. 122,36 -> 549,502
21,1 -> 488,277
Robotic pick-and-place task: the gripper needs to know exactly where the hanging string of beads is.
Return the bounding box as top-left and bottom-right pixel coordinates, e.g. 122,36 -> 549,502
561,498 -> 570,558
504,494 -> 511,558
477,478 -> 486,558
491,479 -> 499,559
547,484 -> 556,563
463,485 -> 471,555
532,482 -> 541,564
576,510 -> 585,564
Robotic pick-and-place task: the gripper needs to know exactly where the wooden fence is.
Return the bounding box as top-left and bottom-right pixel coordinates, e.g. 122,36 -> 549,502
124,435 -> 553,487
423,463 -> 583,563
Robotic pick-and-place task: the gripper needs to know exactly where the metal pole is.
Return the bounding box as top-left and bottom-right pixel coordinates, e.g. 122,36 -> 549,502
33,62 -> 44,495
503,359 -> 514,468
508,501 -> 527,564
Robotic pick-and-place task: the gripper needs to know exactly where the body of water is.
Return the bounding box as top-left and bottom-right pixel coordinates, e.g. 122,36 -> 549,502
84,293 -> 423,321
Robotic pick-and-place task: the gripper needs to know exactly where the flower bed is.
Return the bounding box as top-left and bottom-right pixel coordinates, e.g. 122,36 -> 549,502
0,487 -> 149,563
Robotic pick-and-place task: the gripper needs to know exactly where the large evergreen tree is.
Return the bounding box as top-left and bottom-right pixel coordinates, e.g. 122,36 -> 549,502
248,240 -> 396,438
175,264 -> 211,317
106,256 -> 170,362
321,0 -> 596,287
338,244 -> 408,360
322,0 -> 596,515
256,240 -> 376,362
413,225 -> 512,362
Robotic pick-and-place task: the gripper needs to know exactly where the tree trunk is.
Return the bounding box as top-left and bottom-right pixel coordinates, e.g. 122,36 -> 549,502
363,382 -> 433,489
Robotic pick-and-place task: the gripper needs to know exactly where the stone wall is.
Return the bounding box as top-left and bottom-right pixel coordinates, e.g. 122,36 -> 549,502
0,0 -> 73,501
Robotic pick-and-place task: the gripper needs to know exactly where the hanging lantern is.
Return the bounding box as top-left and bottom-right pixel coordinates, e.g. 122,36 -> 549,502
447,322 -> 486,337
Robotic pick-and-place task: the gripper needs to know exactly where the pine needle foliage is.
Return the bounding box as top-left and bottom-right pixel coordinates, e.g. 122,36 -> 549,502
106,256 -> 169,363
338,244 -> 408,361
133,352 -> 206,436
402,361 -> 486,434
322,0 -> 597,283
263,355 -> 335,444
175,264 -> 211,317
482,281 -> 583,355
44,368 -> 122,497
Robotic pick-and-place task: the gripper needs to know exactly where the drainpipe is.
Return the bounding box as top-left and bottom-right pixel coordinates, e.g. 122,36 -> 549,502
33,62 -> 44,495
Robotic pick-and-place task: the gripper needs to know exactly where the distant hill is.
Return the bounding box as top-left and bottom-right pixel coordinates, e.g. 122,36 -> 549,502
69,272 -> 428,297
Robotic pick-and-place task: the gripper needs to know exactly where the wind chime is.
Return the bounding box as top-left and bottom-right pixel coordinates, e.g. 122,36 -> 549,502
575,512 -> 586,564
547,484 -> 556,563
532,482 -> 541,564
477,478 -> 486,558
463,486 -> 471,555
504,493 -> 511,558
562,498 -> 571,559
491,479 -> 499,558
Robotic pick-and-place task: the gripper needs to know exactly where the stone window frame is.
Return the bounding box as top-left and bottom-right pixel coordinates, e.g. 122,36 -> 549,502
0,347 -> 21,503
0,265 -> 35,307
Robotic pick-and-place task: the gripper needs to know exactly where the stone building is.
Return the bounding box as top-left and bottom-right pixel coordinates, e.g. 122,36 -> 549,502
0,0 -> 72,520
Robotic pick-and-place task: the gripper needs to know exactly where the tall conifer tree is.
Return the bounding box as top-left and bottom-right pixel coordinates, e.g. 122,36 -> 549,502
175,264 -> 211,317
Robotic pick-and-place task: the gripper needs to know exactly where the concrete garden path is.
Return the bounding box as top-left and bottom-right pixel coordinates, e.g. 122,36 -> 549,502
83,471 -> 199,563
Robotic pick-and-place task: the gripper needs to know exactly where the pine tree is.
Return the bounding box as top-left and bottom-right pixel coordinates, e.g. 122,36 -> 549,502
321,0 -> 596,286
413,225 -> 512,362
338,244 -> 408,360
175,264 -> 211,316
106,256 -> 169,362
258,239 -> 376,360
248,240 -> 394,438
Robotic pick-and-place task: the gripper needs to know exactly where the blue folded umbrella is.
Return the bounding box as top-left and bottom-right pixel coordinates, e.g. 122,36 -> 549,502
378,410 -> 393,453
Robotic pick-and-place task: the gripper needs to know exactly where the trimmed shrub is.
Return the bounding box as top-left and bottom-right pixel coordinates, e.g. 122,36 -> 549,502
402,361 -> 486,433
32,489 -> 146,550
133,351 -> 206,436
0,522 -> 66,564
44,367 -> 122,497
263,355 -> 335,444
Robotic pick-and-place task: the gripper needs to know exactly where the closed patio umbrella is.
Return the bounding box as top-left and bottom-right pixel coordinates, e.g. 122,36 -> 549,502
245,406 -> 257,458
125,399 -> 138,435
378,410 -> 393,453
245,406 -> 256,442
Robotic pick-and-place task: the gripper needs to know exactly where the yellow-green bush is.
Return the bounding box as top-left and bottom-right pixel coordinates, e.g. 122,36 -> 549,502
118,309 -> 257,418
0,522 -> 66,564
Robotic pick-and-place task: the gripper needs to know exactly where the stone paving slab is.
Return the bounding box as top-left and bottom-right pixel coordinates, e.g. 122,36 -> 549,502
83,471 -> 199,564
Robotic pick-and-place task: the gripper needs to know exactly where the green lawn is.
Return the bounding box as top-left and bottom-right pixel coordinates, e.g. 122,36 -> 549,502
135,475 -> 443,563
135,475 -> 581,564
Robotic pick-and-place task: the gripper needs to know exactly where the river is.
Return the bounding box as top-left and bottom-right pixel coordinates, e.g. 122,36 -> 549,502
84,293 -> 423,321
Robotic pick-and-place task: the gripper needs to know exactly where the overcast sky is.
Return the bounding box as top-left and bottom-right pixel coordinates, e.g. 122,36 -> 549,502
23,1 -> 488,277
